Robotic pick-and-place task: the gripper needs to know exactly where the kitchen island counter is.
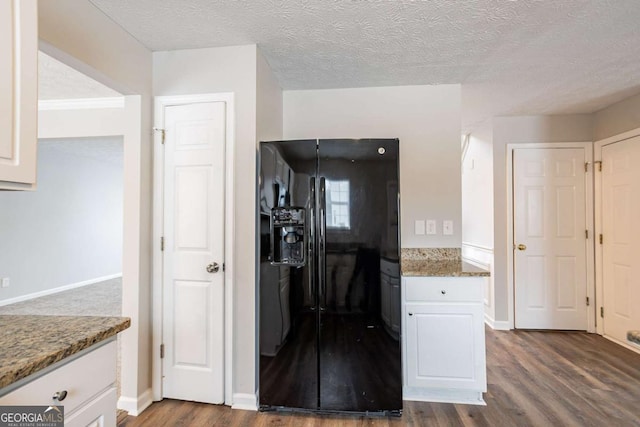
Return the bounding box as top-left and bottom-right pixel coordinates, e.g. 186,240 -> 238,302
0,315 -> 130,390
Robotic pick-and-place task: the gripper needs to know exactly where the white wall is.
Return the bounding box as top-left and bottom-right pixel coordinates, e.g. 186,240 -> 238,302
255,49 -> 283,394
461,120 -> 495,322
38,0 -> 153,414
283,85 -> 462,248
594,91 -> 640,141
0,137 -> 123,302
154,45 -> 283,404
492,115 -> 593,323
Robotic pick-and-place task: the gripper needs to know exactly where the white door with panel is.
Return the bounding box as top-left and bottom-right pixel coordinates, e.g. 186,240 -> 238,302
513,148 -> 588,330
601,136 -> 640,345
162,102 -> 226,403
0,0 -> 38,189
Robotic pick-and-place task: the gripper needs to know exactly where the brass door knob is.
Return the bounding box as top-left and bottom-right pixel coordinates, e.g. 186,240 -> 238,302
517,244 -> 527,251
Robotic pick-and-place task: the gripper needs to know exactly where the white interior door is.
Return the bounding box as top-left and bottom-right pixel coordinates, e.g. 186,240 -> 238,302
601,136 -> 640,344
162,102 -> 226,403
513,148 -> 588,330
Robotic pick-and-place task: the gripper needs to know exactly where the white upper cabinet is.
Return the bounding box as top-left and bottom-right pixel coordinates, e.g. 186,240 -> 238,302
0,0 -> 38,190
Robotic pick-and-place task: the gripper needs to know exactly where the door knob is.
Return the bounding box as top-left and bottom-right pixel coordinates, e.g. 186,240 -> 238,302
206,262 -> 220,273
517,244 -> 527,251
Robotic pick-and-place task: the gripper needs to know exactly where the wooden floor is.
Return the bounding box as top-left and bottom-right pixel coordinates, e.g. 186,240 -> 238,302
120,328 -> 640,426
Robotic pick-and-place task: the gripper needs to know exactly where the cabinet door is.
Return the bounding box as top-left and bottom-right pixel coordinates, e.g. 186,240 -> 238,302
405,303 -> 485,390
0,0 -> 38,189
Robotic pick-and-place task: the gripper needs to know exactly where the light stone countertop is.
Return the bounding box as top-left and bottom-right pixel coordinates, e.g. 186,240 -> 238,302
400,248 -> 490,277
0,315 -> 130,390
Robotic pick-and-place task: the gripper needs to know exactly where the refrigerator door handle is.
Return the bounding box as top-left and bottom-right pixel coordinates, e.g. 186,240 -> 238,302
309,177 -> 316,308
319,177 -> 327,309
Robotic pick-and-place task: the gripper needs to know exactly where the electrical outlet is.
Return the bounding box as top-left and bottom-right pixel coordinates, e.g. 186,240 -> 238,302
414,220 -> 425,235
426,220 -> 437,235
443,220 -> 454,235
1,278 -> 9,288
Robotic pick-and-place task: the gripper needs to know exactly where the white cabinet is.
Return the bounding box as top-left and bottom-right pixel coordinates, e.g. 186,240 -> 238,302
402,276 -> 487,405
0,0 -> 38,190
0,340 -> 118,426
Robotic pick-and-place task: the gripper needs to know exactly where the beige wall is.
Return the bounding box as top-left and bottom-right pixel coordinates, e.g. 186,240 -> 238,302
461,120 -> 495,322
154,45 -> 284,403
594,91 -> 640,141
492,115 -> 593,323
39,0 -> 153,414
283,85 -> 462,248
255,49 -> 284,395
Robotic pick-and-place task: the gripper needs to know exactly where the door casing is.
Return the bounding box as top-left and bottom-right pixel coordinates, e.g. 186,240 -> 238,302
152,93 -> 235,405
506,142 -> 595,332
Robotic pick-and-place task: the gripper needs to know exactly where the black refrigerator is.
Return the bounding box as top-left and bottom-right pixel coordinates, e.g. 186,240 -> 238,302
258,138 -> 401,415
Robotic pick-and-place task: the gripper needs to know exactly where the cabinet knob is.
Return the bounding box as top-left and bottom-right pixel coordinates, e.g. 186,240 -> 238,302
52,390 -> 68,401
441,290 -> 446,295
408,312 -> 413,316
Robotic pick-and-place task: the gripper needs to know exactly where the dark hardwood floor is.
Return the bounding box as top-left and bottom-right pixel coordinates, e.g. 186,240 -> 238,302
120,328 -> 640,426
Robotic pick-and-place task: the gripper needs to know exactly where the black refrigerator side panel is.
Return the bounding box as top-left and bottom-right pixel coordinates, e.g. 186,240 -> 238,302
258,140 -> 319,410
317,138 -> 402,413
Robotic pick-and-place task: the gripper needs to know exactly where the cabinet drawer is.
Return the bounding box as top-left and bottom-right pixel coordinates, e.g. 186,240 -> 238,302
404,277 -> 483,302
0,340 -> 116,415
65,387 -> 117,427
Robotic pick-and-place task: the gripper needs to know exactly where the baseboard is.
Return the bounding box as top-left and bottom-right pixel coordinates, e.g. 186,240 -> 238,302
403,386 -> 485,406
602,335 -> 640,356
0,273 -> 122,307
232,393 -> 258,411
484,313 -> 511,330
118,388 -> 153,416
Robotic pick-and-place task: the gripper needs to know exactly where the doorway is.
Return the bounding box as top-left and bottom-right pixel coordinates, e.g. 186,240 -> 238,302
508,143 -> 595,331
152,94 -> 235,405
596,133 -> 640,351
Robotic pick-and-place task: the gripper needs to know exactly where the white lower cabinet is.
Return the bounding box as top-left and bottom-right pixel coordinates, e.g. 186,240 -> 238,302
0,339 -> 118,426
402,276 -> 487,405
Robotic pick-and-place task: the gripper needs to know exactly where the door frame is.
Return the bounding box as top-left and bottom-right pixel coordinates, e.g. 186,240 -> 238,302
506,142 -> 595,331
594,126 -> 640,339
152,93 -> 236,405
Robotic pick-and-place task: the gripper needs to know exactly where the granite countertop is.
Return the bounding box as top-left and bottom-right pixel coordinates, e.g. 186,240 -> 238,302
0,315 -> 130,389
401,248 -> 490,277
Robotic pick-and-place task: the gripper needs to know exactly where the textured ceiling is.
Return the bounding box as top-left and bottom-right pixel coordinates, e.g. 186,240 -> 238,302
87,0 -> 640,131
39,51 -> 122,100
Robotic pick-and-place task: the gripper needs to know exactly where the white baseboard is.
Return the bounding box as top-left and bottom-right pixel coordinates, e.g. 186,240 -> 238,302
403,386 -> 485,406
118,388 -> 153,416
0,273 -> 122,307
232,393 -> 258,411
484,313 -> 511,330
602,334 -> 640,356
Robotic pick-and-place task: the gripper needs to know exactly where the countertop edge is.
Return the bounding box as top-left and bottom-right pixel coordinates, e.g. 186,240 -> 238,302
0,317 -> 130,390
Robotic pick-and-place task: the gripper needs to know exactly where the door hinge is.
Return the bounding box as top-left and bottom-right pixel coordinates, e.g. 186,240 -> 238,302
599,234 -> 603,245
586,296 -> 590,306
584,162 -> 589,172
600,307 -> 604,318
153,127 -> 166,144
161,236 -> 165,251
585,230 -> 589,239
594,160 -> 602,171
160,344 -> 165,359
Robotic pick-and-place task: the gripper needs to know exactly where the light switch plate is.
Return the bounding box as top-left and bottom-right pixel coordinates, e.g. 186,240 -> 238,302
443,220 -> 454,235
415,220 -> 425,235
426,220 -> 437,235
1,278 -> 9,288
